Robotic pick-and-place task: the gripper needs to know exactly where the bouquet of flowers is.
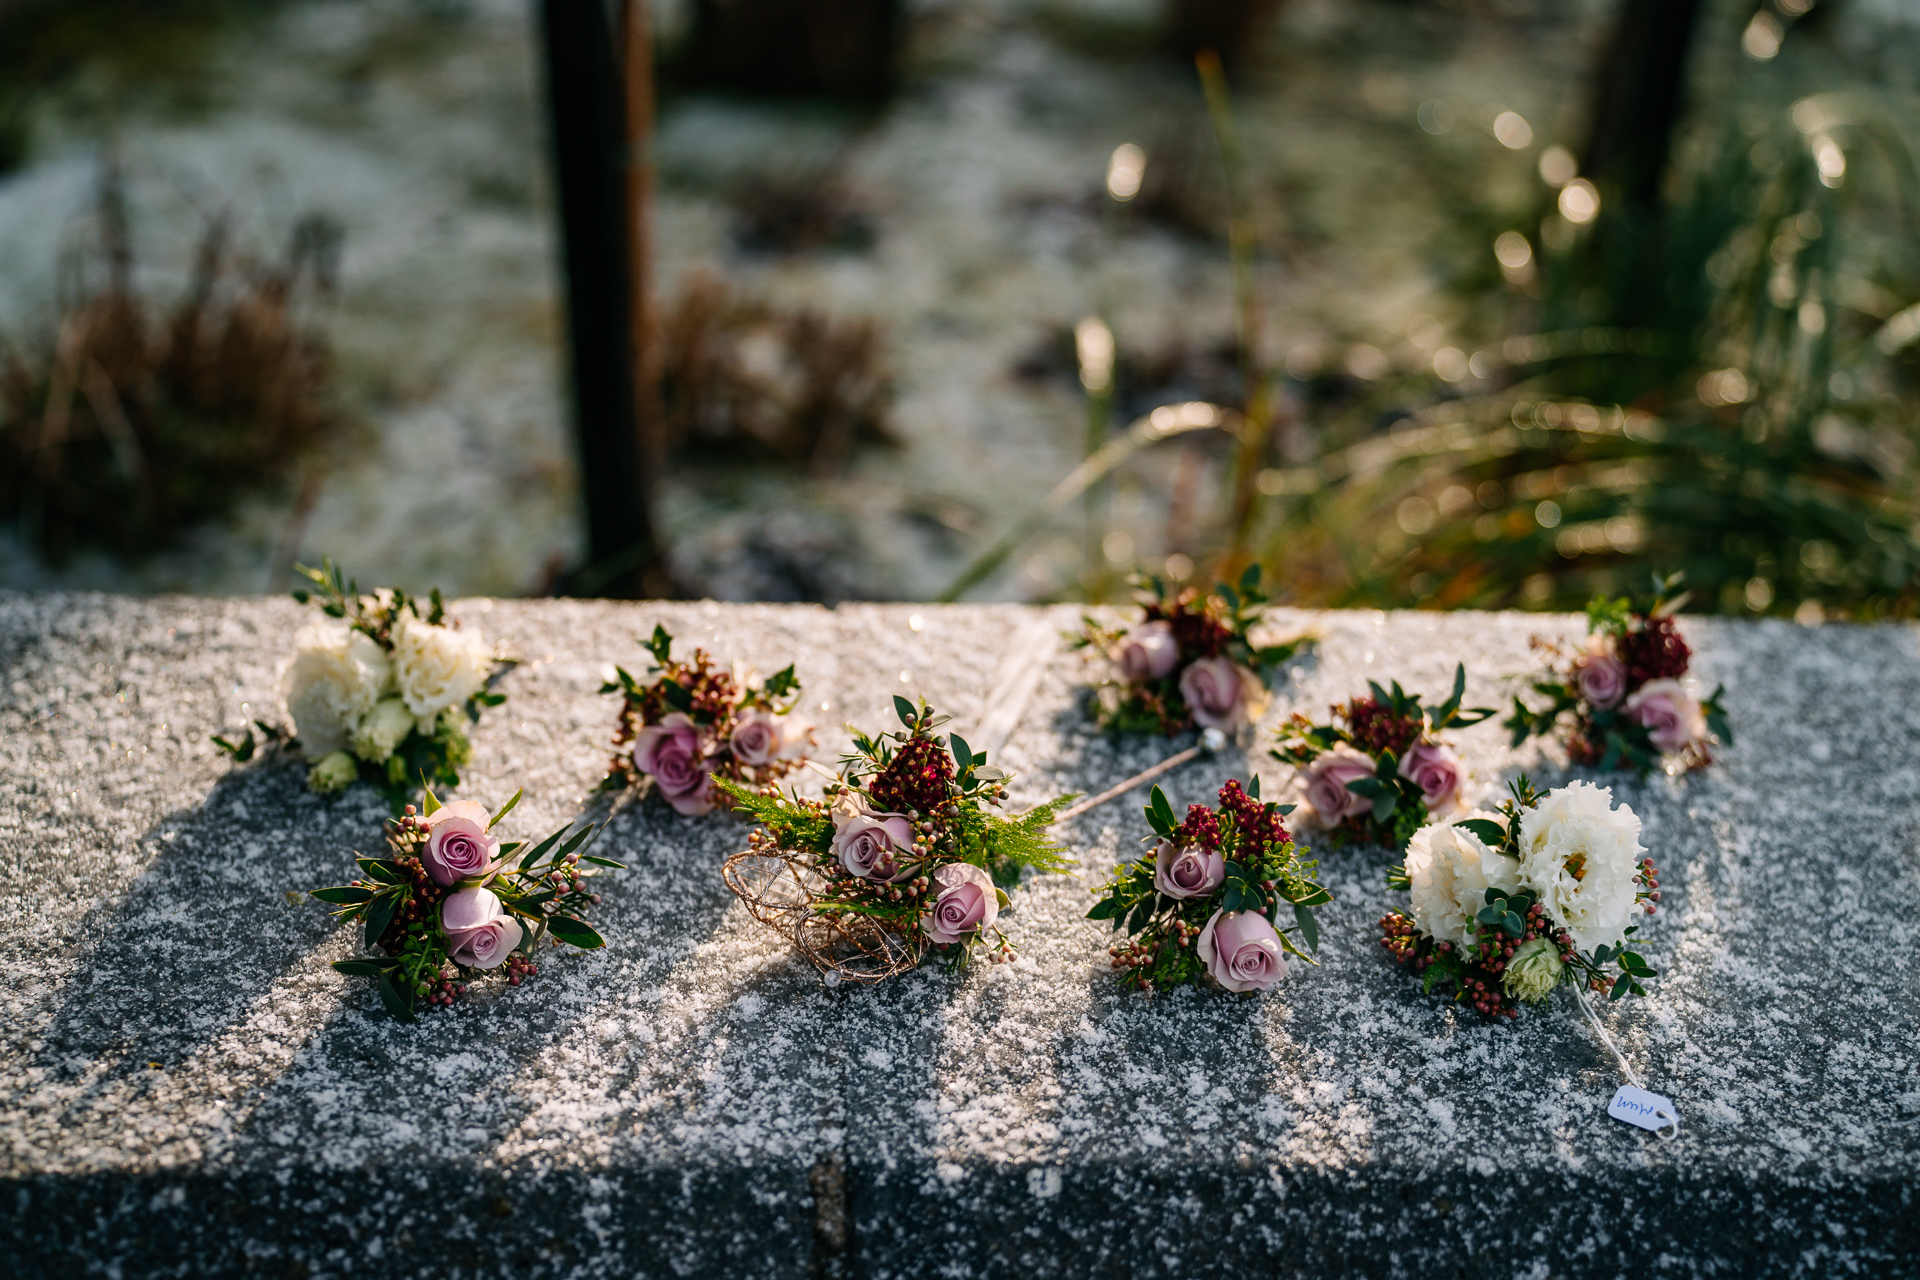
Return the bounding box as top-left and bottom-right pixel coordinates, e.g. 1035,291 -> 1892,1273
1086,779 -> 1329,995
1378,777 -> 1660,1019
600,624 -> 814,815
311,789 -> 621,1020
1272,664 -> 1491,850
1504,574 -> 1730,775
1070,565 -> 1307,737
214,559 -> 508,810
719,695 -> 1074,982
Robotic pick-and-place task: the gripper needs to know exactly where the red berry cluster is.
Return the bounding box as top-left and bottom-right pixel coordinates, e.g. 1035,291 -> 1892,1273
867,735 -> 956,816
1216,779 -> 1289,850
1619,613 -> 1690,686
1343,697 -> 1422,758
1177,804 -> 1222,850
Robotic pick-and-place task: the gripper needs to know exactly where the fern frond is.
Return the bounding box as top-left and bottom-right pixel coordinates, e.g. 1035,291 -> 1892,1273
983,794 -> 1079,875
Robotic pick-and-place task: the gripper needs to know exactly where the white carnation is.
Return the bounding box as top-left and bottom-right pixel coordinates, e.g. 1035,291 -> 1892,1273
390,614 -> 492,731
279,623 -> 391,756
1516,781 -> 1645,955
350,696 -> 416,763
1405,813 -> 1520,948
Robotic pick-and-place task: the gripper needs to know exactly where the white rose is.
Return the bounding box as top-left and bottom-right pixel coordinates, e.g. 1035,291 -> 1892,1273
1405,813 -> 1520,948
1516,781 -> 1646,955
350,696 -> 416,763
279,622 -> 391,756
390,614 -> 491,731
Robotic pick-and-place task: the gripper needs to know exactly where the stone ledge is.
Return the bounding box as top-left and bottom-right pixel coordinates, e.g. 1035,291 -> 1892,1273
2,594 -> 1916,1277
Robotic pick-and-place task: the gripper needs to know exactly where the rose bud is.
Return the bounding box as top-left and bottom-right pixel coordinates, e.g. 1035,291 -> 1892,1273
440,886 -> 523,970
1115,620 -> 1180,683
1196,908 -> 1287,992
419,799 -> 501,887
921,863 -> 1000,945
633,713 -> 716,815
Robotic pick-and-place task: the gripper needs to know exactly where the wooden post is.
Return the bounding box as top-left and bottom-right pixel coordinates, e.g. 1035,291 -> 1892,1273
622,0 -> 662,487
537,0 -> 673,599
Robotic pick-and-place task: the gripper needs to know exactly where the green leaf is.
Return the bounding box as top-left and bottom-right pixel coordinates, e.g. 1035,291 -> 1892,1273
1610,973 -> 1634,1001
545,915 -> 606,950
581,855 -> 626,868
1456,818 -> 1506,847
893,694 -> 917,727
311,886 -> 374,905
1123,899 -> 1154,935
421,788 -> 442,817
1371,792 -> 1396,825
763,663 -> 800,697
1503,911 -> 1524,937
357,858 -> 406,884
1086,897 -> 1121,921
332,959 -> 395,977
949,733 -> 973,771
660,680 -> 694,713
646,624 -> 673,665
377,970 -> 416,1022
1239,563 -> 1261,593
1148,785 -> 1177,835
363,893 -> 400,947
516,828 -> 567,870
1292,902 -> 1319,954
211,730 -> 257,762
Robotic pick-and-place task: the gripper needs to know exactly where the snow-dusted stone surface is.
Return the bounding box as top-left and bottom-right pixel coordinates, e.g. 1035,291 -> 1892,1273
1,594 -> 1915,1278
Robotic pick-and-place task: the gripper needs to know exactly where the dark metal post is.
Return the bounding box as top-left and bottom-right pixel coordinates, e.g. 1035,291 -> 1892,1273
538,0 -> 673,599
1580,0 -> 1706,212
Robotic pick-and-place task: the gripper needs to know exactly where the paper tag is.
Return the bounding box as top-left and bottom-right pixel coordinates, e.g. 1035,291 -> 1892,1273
1607,1085 -> 1680,1137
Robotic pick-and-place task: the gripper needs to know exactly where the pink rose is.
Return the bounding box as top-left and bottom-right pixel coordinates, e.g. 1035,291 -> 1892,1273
1575,651 -> 1628,709
1116,621 -> 1180,683
1180,656 -> 1254,732
922,862 -> 999,945
441,886 -> 523,970
1624,678 -> 1705,753
1398,741 -> 1464,812
729,709 -> 782,767
835,811 -> 914,882
633,712 -> 715,816
420,800 -> 500,887
1153,841 -> 1225,900
1197,908 -> 1287,992
1299,747 -> 1375,824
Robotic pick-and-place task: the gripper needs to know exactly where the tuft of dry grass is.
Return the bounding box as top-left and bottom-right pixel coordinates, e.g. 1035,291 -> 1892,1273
0,166 -> 346,562
658,271 -> 893,474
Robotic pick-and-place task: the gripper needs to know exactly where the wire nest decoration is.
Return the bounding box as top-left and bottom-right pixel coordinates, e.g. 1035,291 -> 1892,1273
722,847 -> 924,985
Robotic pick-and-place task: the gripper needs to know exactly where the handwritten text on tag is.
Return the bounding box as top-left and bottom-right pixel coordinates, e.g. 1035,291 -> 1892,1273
1607,1085 -> 1679,1135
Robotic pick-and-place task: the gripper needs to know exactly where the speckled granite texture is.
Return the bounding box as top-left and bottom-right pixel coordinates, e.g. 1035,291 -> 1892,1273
1,594 -> 1915,1279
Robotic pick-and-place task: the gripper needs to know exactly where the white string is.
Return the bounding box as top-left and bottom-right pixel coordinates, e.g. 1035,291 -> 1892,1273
1571,985 -> 1680,1140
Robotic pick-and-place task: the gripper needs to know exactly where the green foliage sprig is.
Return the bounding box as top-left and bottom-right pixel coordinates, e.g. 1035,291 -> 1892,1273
1071,564 -> 1311,736
599,623 -> 810,803
1504,572 -> 1730,777
312,788 -> 623,1021
719,694 -> 1076,971
1272,662 -> 1491,849
1087,779 -> 1329,994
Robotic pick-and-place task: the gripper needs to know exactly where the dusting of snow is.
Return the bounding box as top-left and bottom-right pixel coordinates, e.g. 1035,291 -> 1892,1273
1,596 -> 1914,1275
